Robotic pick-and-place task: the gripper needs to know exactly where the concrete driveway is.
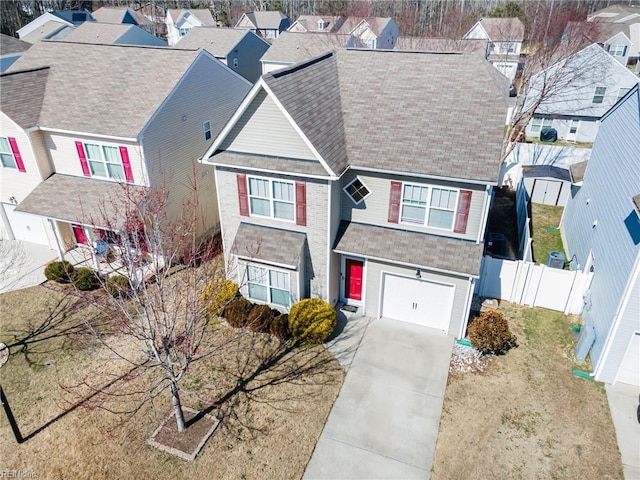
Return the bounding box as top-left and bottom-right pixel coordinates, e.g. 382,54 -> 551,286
304,317 -> 454,479
606,382 -> 640,480
0,240 -> 57,293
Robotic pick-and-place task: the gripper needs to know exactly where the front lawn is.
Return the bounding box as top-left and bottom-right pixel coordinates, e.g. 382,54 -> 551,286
531,203 -> 566,265
0,285 -> 344,479
432,302 -> 622,479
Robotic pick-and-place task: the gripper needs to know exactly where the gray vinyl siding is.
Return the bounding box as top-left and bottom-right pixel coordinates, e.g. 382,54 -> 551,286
340,169 -> 487,241
363,260 -> 471,336
561,88 -> 640,382
141,53 -> 251,238
227,33 -> 270,83
216,167 -> 330,305
219,90 -> 318,161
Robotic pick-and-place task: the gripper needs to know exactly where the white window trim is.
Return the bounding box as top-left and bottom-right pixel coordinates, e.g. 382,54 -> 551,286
0,136 -> 17,169
569,119 -> 580,134
246,262 -> 292,308
203,120 -> 212,141
618,87 -> 631,101
609,44 -> 626,56
83,142 -> 124,181
400,182 -> 460,232
531,116 -> 553,134
592,86 -> 607,104
343,176 -> 371,205
232,57 -> 239,68
247,175 -> 296,223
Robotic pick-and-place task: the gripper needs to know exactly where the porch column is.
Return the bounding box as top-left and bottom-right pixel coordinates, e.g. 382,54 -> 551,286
48,218 -> 64,261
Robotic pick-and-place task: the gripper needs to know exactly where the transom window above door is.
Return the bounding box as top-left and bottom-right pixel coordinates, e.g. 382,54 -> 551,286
84,143 -> 124,180
248,177 -> 295,221
401,183 -> 458,230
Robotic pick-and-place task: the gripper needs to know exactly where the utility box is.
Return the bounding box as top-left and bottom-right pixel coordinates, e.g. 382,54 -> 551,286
547,251 -> 565,269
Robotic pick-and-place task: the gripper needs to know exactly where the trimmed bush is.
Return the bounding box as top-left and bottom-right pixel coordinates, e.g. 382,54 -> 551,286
106,275 -> 132,298
269,314 -> 291,340
71,267 -> 98,291
247,304 -> 275,333
44,261 -> 75,283
224,297 -> 253,328
201,279 -> 239,319
288,298 -> 336,345
467,310 -> 518,355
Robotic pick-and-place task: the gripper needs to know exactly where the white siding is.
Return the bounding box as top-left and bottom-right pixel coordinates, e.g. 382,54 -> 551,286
340,170 -> 487,242
142,53 -> 251,237
261,61 -> 291,74
562,88 -> 640,383
220,90 -> 318,161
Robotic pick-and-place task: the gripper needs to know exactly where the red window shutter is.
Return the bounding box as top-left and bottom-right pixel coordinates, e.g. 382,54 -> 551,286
75,141 -> 91,176
454,190 -> 472,234
387,181 -> 402,223
7,137 -> 26,173
295,182 -> 306,226
119,146 -> 134,183
237,174 -> 249,216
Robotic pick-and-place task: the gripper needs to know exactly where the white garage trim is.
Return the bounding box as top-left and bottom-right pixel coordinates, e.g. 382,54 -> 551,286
616,331 -> 640,386
378,270 -> 455,332
1,203 -> 49,245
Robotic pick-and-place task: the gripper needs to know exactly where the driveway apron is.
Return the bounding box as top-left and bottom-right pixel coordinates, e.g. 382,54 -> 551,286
304,317 -> 454,479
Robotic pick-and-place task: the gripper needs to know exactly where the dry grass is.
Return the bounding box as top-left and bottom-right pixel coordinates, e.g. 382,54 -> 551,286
0,285 -> 344,479
432,302 -> 623,480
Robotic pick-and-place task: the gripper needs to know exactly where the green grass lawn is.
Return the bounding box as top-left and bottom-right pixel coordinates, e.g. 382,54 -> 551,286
530,203 -> 566,266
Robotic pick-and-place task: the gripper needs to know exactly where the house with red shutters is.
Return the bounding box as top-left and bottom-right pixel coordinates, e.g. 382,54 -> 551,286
200,49 -> 510,337
0,41 -> 250,260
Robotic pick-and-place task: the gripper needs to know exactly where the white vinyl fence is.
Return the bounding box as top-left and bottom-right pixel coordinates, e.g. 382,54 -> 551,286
477,255 -> 593,314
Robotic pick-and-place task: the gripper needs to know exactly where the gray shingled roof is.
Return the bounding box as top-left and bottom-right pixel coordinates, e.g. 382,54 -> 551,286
212,151 -> 328,176
0,67 -> 49,128
334,221 -> 484,276
241,11 -> 288,30
7,42 -> 199,138
290,16 -> 343,33
633,194 -> 640,215
394,36 -> 488,54
264,53 -> 348,177
0,33 -> 32,55
57,22 -> 136,44
260,31 -> 347,64
174,27 -> 249,55
232,223 -> 306,268
15,173 -> 147,227
478,17 -> 525,42
570,160 -> 589,183
91,6 -> 150,26
168,9 -> 215,25
337,17 -> 393,36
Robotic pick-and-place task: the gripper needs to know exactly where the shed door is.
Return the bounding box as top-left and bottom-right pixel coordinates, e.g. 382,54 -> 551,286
531,179 -> 562,206
1,203 -> 49,245
381,273 -> 454,332
616,332 -> 640,386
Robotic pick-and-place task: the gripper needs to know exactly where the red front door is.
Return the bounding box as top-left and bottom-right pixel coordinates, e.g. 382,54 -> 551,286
72,224 -> 87,245
345,259 -> 363,301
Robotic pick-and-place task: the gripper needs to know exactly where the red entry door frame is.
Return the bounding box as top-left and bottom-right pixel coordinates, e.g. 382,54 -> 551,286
345,258 -> 364,302
72,224 -> 88,245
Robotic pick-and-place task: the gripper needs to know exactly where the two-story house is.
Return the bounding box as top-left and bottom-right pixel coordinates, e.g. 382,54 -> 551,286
17,10 -> 95,44
91,6 -> 153,33
235,11 -> 291,40
1,41 -> 250,261
174,27 -> 270,83
337,17 -> 400,49
561,85 -> 640,387
0,34 -> 31,72
55,22 -> 167,47
165,9 -> 216,46
524,43 -> 639,143
463,17 -> 525,80
288,15 -> 345,33
200,49 -> 509,337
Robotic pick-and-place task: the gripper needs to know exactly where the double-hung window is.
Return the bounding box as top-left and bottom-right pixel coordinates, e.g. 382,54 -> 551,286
0,137 -> 17,169
617,88 -> 630,101
609,44 -> 627,57
203,120 -> 212,141
401,183 -> 458,230
247,265 -> 291,307
248,177 -> 295,221
84,143 -> 124,180
531,116 -> 553,134
592,87 -> 607,104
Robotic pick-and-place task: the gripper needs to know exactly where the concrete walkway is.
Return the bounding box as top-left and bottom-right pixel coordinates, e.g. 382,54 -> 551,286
606,382 -> 640,480
305,317 -> 454,479
0,240 -> 57,293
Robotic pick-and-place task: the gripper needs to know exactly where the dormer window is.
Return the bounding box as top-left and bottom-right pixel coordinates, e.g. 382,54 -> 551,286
344,177 -> 371,205
317,19 -> 325,30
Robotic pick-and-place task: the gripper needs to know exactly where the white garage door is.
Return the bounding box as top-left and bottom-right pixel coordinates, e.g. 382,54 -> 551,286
2,203 -> 49,246
616,332 -> 640,386
381,273 -> 455,332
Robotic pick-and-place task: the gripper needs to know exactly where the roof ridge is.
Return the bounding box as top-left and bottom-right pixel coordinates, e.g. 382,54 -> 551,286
269,51 -> 334,78
0,65 -> 50,77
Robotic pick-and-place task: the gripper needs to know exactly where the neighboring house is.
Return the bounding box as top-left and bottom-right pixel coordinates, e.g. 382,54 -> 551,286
165,9 -> 216,46
394,36 -> 488,55
463,17 -> 525,80
55,22 -> 167,47
337,17 -> 400,49
523,43 -> 639,143
561,84 -> 640,387
587,4 -> 640,23
0,42 -> 250,259
199,49 -> 509,338
17,10 -> 94,44
136,2 -> 167,39
174,27 -> 269,82
235,11 -> 291,39
260,31 -> 349,74
288,15 -> 344,33
0,34 -> 31,72
91,6 -> 153,32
